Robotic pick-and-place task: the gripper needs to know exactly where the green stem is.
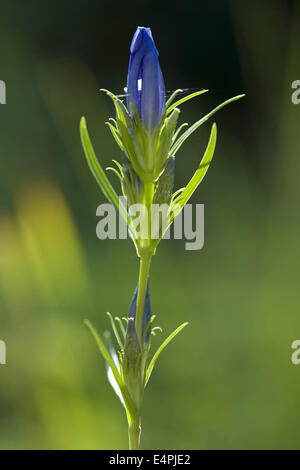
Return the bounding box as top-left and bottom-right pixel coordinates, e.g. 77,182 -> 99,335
135,181 -> 154,345
144,181 -> 154,212
135,254 -> 152,344
128,181 -> 154,450
128,418 -> 141,450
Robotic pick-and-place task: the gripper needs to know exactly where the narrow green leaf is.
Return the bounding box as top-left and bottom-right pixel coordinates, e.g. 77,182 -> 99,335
170,123 -> 217,222
112,160 -> 130,188
106,166 -> 123,184
80,117 -> 129,226
80,117 -> 118,205
103,331 -> 125,406
100,89 -> 131,122
170,187 -> 185,204
109,117 -> 118,127
141,315 -> 156,346
166,89 -> 208,115
84,319 -> 136,417
112,160 -> 136,206
155,109 -> 180,175
145,322 -> 188,386
172,122 -> 189,143
107,312 -> 123,350
151,326 -> 163,337
105,121 -> 124,151
170,94 -> 245,156
115,317 -> 126,340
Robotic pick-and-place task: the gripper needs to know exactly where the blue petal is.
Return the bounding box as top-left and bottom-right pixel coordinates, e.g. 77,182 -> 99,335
140,51 -> 165,132
126,26 -> 165,132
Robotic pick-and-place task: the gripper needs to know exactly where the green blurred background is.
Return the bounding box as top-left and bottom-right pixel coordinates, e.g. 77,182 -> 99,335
0,0 -> 299,449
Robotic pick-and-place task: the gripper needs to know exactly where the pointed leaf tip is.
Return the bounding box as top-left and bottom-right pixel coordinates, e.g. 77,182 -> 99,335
145,321 -> 189,386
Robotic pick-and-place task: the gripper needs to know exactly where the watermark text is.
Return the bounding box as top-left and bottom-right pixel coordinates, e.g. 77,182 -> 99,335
291,340 -> 300,365
0,80 -> 6,104
291,80 -> 300,105
0,340 -> 6,364
96,198 -> 204,251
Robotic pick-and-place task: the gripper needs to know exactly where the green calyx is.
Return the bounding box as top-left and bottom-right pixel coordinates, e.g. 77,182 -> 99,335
101,88 -> 182,183
84,314 -> 188,425
80,88 -> 245,257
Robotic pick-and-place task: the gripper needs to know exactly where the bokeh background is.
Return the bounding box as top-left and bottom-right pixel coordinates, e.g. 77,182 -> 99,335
0,0 -> 299,449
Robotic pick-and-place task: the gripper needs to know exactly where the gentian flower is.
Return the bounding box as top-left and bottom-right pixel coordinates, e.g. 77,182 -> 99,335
126,26 -> 165,133
81,23 -> 244,450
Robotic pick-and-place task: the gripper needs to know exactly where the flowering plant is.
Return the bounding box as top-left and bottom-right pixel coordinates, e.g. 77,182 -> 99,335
80,26 -> 244,449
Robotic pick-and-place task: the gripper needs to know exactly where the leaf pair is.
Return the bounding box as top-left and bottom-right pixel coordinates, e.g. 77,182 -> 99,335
84,318 -> 188,420
170,122 -> 217,222
80,118 -> 138,251
81,91 -> 245,253
170,94 -> 244,157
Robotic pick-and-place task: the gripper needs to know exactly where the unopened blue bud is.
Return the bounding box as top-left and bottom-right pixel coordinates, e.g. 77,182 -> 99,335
124,317 -> 141,373
128,281 -> 151,346
126,26 -> 165,133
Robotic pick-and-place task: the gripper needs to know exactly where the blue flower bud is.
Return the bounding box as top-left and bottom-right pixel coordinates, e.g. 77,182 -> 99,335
123,316 -> 142,406
128,281 -> 151,346
124,317 -> 141,372
127,26 -> 165,133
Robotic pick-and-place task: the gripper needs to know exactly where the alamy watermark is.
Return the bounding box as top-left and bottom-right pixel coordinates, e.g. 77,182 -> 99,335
0,80 -> 6,104
96,197 -> 204,251
291,80 -> 300,104
291,340 -> 300,365
0,340 -> 6,365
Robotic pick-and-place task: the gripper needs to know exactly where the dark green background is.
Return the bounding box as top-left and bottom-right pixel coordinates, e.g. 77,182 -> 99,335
0,0 -> 299,449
